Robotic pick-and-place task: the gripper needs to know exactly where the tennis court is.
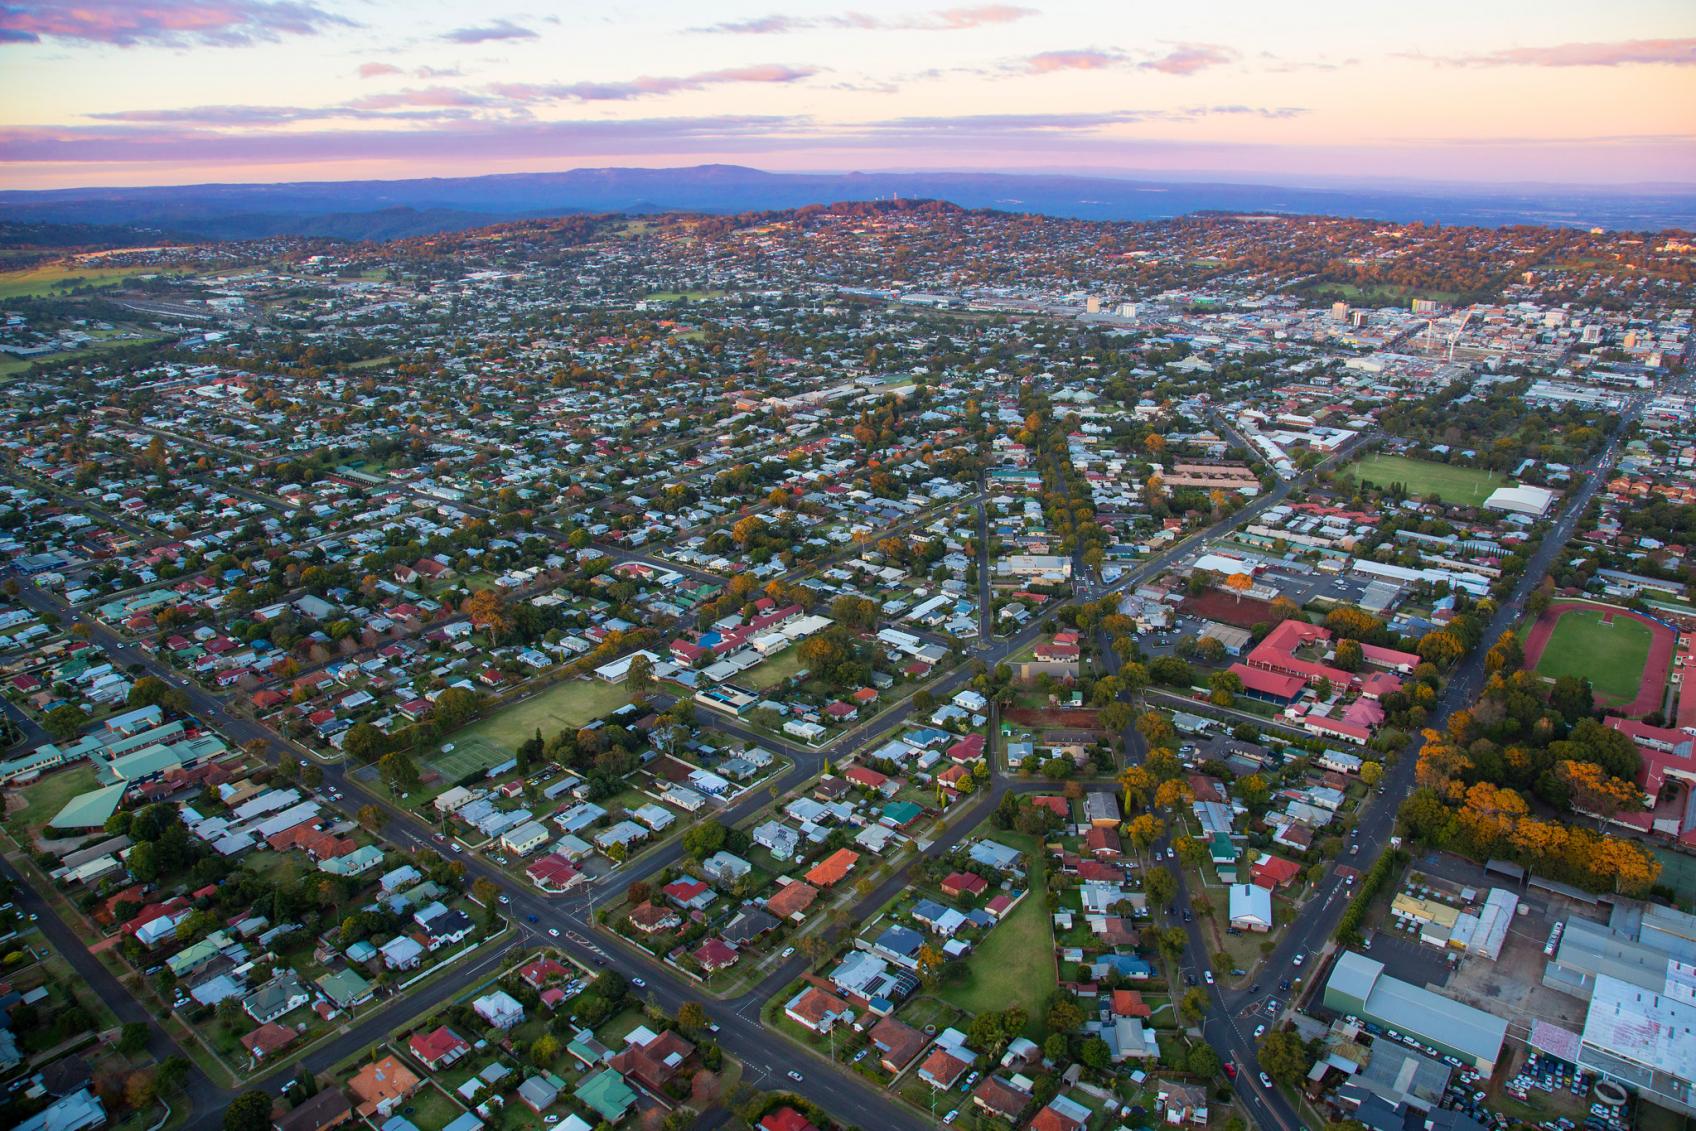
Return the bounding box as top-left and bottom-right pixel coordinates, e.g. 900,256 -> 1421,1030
427,737 -> 514,781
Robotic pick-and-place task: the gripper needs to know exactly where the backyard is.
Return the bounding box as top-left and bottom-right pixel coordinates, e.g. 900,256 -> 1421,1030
1344,453 -> 1507,506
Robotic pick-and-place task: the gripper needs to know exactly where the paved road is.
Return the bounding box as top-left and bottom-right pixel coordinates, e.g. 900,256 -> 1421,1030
1106,396 -> 1649,1131
9,399 -> 1638,1131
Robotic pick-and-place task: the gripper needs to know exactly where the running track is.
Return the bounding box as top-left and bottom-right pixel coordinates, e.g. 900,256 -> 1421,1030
1522,601 -> 1675,717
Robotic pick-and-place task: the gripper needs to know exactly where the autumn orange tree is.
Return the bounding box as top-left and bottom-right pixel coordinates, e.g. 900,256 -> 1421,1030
462,587 -> 510,645
1557,760 -> 1644,831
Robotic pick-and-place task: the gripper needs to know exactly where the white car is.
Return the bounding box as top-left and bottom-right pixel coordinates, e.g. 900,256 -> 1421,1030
943,1111 -> 958,1125
787,1070 -> 804,1082
1292,952 -> 1305,966
497,895 -> 510,905
781,947 -> 796,958
548,928 -> 560,937
1260,1072 -> 1274,1090
1254,1024 -> 1266,1038
631,977 -> 646,988
1204,970 -> 1215,985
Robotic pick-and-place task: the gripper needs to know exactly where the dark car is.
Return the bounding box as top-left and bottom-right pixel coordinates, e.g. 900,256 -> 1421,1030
527,914 -> 539,924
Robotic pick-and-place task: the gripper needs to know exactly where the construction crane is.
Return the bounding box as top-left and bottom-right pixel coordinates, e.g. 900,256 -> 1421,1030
1445,309 -> 1473,362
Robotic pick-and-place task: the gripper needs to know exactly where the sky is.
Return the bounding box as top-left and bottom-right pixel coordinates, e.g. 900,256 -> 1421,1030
0,0 -> 1693,191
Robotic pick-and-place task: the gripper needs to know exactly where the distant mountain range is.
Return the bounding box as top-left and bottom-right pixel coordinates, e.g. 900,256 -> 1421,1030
2,164 -> 1692,242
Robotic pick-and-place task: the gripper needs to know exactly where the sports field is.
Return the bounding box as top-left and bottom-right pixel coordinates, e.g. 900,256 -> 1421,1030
430,677 -> 632,779
1531,607 -> 1653,704
1345,453 -> 1507,505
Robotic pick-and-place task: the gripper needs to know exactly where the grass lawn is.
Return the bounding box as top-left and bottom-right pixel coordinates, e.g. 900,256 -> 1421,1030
1533,607 -> 1652,704
8,763 -> 101,834
1344,453 -> 1507,506
435,678 -> 633,773
1304,281 -> 1462,305
393,1083 -> 466,1131
0,335 -> 165,376
644,290 -> 725,302
938,833 -> 1054,1031
745,648 -> 809,691
0,264 -> 186,299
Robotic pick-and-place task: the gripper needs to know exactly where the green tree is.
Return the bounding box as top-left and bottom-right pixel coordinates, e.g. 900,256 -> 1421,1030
1145,866 -> 1178,909
378,751 -> 420,794
625,654 -> 655,700
117,1022 -> 150,1055
681,820 -> 727,860
224,1091 -> 273,1131
43,704 -> 86,742
342,721 -> 387,763
1258,1030 -> 1311,1084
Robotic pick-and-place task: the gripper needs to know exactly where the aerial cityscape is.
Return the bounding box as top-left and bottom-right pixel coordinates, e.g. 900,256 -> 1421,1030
0,5 -> 1694,1131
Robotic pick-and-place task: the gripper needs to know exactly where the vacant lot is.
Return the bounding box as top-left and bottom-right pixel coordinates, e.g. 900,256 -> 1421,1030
938,832 -> 1053,1033
1533,607 -> 1652,705
745,647 -> 808,691
1346,453 -> 1507,505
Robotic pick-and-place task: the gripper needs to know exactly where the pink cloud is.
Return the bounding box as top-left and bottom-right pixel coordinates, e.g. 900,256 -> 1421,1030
1448,37 -> 1696,67
1140,43 -> 1237,75
696,5 -> 1035,34
0,0 -> 352,47
358,62 -> 403,79
1024,49 -> 1124,74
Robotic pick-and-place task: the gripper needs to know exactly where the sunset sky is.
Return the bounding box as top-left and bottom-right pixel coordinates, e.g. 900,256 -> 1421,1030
1,0 -> 1693,190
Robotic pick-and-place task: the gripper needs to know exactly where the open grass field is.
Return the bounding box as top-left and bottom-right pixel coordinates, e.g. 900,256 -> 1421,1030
0,263 -> 182,299
434,677 -> 633,777
1345,453 -> 1508,505
1304,282 -> 1463,305
1532,607 -> 1652,704
7,764 -> 100,834
644,289 -> 725,302
938,831 -> 1053,1032
0,335 -> 165,377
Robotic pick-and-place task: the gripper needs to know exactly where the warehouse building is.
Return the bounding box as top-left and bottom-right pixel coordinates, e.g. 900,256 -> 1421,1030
1323,951 -> 1508,1074
1578,973 -> 1696,1118
1482,484 -> 1554,518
